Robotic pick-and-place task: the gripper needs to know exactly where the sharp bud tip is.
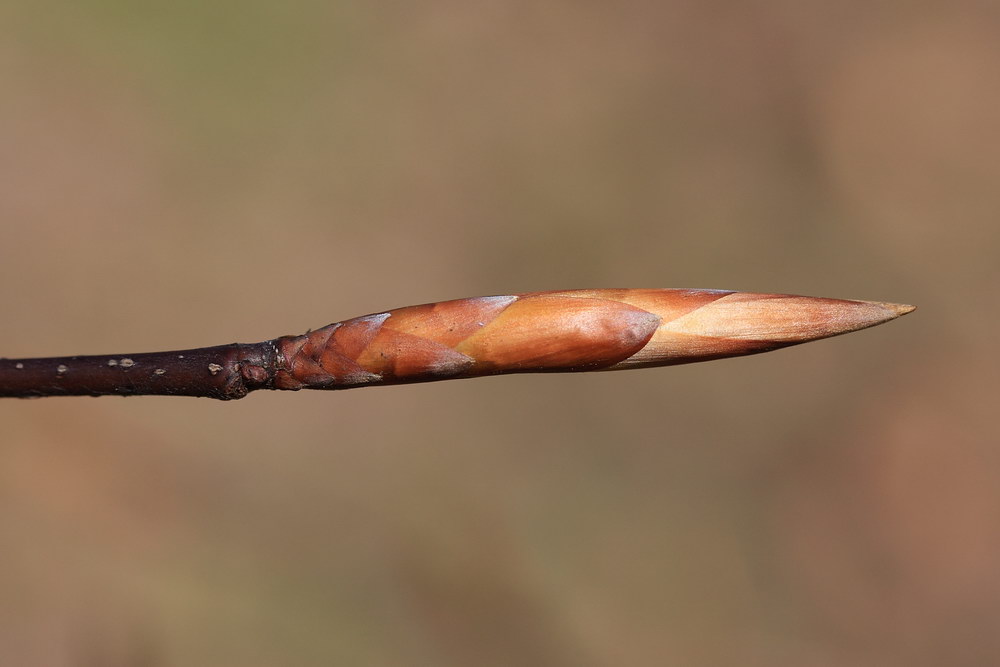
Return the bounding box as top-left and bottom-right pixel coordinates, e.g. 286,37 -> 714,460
888,302 -> 917,317
865,300 -> 917,319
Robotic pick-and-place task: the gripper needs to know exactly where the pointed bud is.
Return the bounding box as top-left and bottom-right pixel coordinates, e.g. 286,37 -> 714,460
611,291 -> 916,368
273,289 -> 915,388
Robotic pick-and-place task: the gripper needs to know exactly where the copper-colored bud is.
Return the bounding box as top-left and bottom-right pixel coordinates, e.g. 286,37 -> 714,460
273,289 -> 915,389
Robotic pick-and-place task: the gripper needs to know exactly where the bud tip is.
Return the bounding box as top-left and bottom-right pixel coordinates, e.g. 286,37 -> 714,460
870,301 -> 917,318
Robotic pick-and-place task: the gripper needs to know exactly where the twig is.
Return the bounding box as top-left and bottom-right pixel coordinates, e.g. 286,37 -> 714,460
0,289 -> 914,400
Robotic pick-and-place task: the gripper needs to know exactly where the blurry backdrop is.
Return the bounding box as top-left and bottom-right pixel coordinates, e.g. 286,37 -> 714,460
2,1 -> 998,665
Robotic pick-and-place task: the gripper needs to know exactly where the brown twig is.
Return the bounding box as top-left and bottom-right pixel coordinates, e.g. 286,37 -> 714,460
0,289 -> 914,400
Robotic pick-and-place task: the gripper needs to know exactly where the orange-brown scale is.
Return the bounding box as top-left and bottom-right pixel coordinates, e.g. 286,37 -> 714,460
453,295 -> 660,372
270,289 -> 913,390
272,292 -> 664,388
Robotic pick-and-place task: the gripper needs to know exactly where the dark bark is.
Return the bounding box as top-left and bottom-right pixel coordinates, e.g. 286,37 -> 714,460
0,342 -> 277,400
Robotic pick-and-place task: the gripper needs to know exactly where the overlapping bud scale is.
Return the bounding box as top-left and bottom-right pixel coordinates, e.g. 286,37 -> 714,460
270,289 -> 913,390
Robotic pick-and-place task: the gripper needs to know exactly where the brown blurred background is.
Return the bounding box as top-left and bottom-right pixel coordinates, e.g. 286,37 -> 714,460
1,1 -> 998,665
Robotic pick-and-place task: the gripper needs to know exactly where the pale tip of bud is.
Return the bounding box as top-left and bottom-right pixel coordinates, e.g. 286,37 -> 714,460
651,293 -> 916,346
846,300 -> 916,333
868,301 -> 917,318
609,293 -> 916,370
